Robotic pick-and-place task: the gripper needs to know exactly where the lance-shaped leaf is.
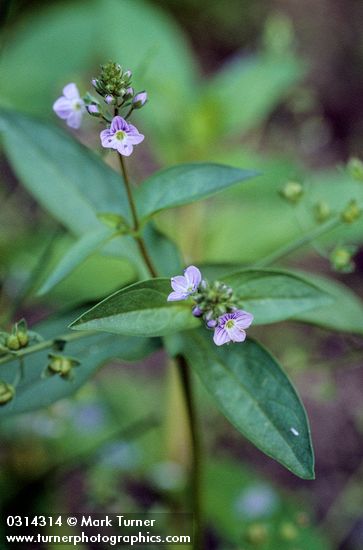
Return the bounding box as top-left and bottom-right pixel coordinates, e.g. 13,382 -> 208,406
292,271 -> 363,335
0,313 -> 159,417
0,108 -> 131,235
38,226 -> 116,295
179,330 -> 314,479
135,163 -> 258,221
70,279 -> 200,337
222,269 -> 332,324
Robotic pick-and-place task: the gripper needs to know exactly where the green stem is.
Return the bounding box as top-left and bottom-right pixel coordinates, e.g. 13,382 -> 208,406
117,154 -> 157,277
176,355 -> 203,550
0,331 -> 94,367
254,216 -> 341,268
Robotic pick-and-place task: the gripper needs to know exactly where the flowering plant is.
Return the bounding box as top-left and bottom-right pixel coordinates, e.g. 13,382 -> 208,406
0,59 -> 362,548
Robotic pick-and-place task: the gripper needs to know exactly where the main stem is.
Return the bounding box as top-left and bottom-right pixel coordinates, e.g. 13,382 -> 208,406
117,155 -> 202,547
117,153 -> 157,278
176,355 -> 203,550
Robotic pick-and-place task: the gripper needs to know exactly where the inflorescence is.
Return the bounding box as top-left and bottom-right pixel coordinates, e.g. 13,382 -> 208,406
167,266 -> 253,346
53,61 -> 147,156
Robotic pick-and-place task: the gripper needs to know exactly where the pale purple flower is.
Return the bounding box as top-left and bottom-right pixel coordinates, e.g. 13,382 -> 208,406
53,83 -> 85,129
132,91 -> 148,109
167,266 -> 202,302
213,310 -> 253,346
100,116 -> 144,156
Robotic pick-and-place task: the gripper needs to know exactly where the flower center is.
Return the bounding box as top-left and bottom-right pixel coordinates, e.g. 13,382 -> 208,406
116,130 -> 126,140
226,319 -> 235,329
73,101 -> 82,111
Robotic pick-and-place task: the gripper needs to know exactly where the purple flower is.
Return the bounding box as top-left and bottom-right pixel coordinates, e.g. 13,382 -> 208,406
213,310 -> 253,346
167,266 -> 202,302
132,91 -> 148,109
53,83 -> 85,129
100,116 -> 144,156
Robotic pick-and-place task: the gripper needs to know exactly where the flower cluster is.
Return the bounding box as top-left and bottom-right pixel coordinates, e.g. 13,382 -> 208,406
53,61 -> 146,156
168,266 -> 253,346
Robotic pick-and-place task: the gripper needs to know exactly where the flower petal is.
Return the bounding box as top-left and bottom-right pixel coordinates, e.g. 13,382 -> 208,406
63,83 -> 80,100
184,266 -> 202,289
66,110 -> 83,129
171,275 -> 188,291
111,116 -> 127,133
167,291 -> 187,302
127,132 -> 144,145
53,97 -> 72,119
235,311 -> 254,329
213,327 -> 231,346
117,141 -> 133,156
228,326 -> 246,343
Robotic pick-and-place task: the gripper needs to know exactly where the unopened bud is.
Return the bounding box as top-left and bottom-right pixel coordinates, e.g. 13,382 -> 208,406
245,523 -> 268,545
0,381 -> 15,406
105,95 -> 115,105
192,306 -> 203,318
347,157 -> 363,182
46,354 -> 80,380
341,199 -> 361,223
279,522 -> 298,541
132,91 -> 148,109
314,200 -> 331,223
279,181 -> 304,203
206,319 -> 217,328
6,334 -> 20,351
330,246 -> 356,273
124,87 -> 134,100
86,104 -> 100,116
123,70 -> 132,80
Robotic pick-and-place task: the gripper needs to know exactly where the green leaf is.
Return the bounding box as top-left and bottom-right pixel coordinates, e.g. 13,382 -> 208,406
222,269 -> 332,324
0,108 -> 131,234
0,313 -> 159,416
179,330 -> 314,479
135,163 -> 258,220
37,227 -> 116,295
292,271 -> 363,335
143,223 -> 182,277
70,279 -> 200,337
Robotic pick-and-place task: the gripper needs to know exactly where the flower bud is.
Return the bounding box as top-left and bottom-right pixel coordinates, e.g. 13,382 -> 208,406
347,157 -> 363,182
124,87 -> 134,100
279,522 -> 298,541
132,91 -> 148,109
341,199 -> 361,223
46,353 -> 81,380
6,334 -> 20,351
330,246 -> 356,273
279,181 -> 304,203
86,104 -> 100,116
206,319 -> 217,328
105,95 -> 115,105
123,70 -> 132,80
91,79 -> 98,87
0,381 -> 15,406
314,200 -> 331,223
192,306 -> 203,318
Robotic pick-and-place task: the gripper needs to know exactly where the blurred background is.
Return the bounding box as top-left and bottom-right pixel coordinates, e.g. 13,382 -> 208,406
1,0 -> 363,548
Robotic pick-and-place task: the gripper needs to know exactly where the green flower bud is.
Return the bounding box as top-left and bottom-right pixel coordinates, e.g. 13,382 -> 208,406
245,523 -> 269,545
279,522 -> 298,541
314,200 -> 331,223
46,354 -> 81,380
0,381 -> 15,406
93,62 -> 133,99
330,246 -> 356,273
341,199 -> 361,223
6,334 -> 20,351
279,181 -> 304,203
347,157 -> 363,182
